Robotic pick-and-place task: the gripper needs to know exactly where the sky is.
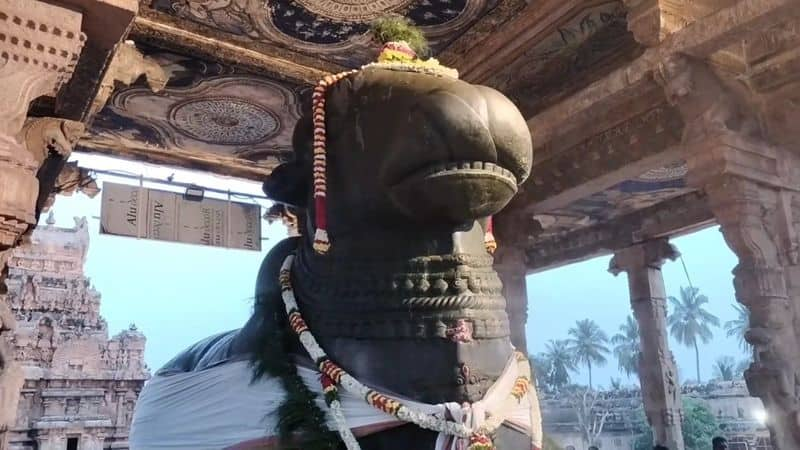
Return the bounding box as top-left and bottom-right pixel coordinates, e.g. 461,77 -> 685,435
47,153 -> 745,384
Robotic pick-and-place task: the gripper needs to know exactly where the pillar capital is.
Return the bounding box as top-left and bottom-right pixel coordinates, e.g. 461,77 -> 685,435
609,238 -> 680,276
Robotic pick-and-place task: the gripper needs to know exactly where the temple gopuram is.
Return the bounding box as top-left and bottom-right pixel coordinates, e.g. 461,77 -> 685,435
1,214 -> 148,450
1,0 -> 800,449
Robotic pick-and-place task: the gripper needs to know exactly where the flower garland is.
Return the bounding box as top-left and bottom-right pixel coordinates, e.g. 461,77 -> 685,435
279,253 -> 534,449
309,41 -> 495,255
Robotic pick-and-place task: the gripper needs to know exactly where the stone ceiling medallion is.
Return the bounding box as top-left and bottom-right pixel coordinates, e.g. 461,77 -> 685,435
293,0 -> 415,21
168,97 -> 280,146
98,76 -> 302,163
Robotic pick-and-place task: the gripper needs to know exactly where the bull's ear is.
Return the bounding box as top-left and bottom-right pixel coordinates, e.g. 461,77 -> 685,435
262,161 -> 309,208
262,114 -> 313,208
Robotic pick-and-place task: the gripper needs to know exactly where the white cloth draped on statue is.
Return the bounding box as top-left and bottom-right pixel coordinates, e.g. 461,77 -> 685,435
130,359 -> 542,450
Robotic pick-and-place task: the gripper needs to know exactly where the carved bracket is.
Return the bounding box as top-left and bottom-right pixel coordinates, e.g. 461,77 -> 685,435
89,40 -> 168,119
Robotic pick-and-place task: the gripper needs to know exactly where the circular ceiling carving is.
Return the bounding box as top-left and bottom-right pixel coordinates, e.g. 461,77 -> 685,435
293,0 -> 414,21
168,97 -> 280,146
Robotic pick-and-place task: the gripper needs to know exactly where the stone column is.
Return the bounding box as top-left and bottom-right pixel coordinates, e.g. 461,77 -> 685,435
685,134 -> 800,449
493,212 -> 532,353
609,239 -> 685,450
654,52 -> 800,449
494,244 -> 528,353
0,0 -> 86,443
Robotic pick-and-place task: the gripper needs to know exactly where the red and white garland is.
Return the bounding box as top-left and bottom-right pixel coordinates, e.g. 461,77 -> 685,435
279,254 -> 534,450
309,42 -> 497,255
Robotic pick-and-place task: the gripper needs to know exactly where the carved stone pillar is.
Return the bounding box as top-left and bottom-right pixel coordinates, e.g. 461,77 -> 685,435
493,213 -> 532,353
654,53 -> 800,449
609,239 -> 685,450
684,134 -> 800,449
0,0 -> 85,273
0,0 -> 86,443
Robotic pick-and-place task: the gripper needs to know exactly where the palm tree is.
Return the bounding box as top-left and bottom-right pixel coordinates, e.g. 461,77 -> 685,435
567,319 -> 610,390
668,286 -> 720,383
713,356 -> 736,381
611,315 -> 640,379
543,340 -> 576,392
530,353 -> 552,392
724,303 -> 751,353
736,358 -> 751,378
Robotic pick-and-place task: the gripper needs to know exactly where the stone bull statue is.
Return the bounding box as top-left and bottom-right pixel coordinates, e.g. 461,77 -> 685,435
130,54 -> 539,450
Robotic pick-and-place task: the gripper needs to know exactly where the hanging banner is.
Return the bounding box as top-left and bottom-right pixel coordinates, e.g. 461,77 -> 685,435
100,182 -> 261,251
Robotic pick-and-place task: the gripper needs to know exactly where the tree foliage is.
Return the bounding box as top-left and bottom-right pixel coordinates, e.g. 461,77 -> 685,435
538,340 -> 577,393
611,315 -> 640,379
724,303 -> 751,353
633,399 -> 719,450
668,286 -> 720,383
713,356 -> 737,381
567,319 -> 610,389
566,386 -> 612,447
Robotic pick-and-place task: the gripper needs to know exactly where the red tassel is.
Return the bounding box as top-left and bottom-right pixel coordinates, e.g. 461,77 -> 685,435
313,196 -> 330,254
485,216 -> 497,254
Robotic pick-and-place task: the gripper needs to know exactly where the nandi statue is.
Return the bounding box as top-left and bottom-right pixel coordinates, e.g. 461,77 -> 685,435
130,18 -> 539,450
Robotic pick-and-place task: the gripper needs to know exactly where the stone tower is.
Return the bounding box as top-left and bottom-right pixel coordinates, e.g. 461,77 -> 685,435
1,214 -> 149,450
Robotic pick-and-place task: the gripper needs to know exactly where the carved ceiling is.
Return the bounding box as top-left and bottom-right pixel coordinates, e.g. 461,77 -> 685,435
147,0 -> 496,67
80,47 -> 305,178
80,0 -> 751,255
485,1 -> 643,117
532,161 -> 694,239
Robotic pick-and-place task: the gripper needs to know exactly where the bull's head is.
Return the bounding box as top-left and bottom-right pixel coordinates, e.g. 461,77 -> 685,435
264,67 -> 532,241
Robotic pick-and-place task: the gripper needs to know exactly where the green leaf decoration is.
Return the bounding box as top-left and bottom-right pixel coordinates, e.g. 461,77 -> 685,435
371,15 -> 430,57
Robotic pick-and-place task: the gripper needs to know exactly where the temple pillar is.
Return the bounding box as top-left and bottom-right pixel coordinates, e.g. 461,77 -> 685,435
609,239 -> 685,450
653,52 -> 800,449
0,0 -> 87,443
684,133 -> 800,449
493,213 -> 532,353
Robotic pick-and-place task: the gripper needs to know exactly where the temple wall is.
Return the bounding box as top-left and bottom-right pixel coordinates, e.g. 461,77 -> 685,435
0,217 -> 148,450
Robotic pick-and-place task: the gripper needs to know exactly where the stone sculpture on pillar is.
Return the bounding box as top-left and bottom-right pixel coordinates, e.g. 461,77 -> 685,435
609,238 -> 685,450
655,52 -> 800,449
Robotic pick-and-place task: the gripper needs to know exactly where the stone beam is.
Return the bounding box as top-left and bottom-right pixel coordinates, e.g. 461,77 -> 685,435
624,0 -> 738,47
527,0 -> 798,148
525,191 -> 714,273
76,140 -> 273,182
609,238 -> 684,449
451,0 -> 620,84
130,9 -> 339,85
513,102 -> 684,213
437,0 -> 527,72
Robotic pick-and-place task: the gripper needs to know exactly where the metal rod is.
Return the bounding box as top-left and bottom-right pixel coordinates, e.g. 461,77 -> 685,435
84,167 -> 271,201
